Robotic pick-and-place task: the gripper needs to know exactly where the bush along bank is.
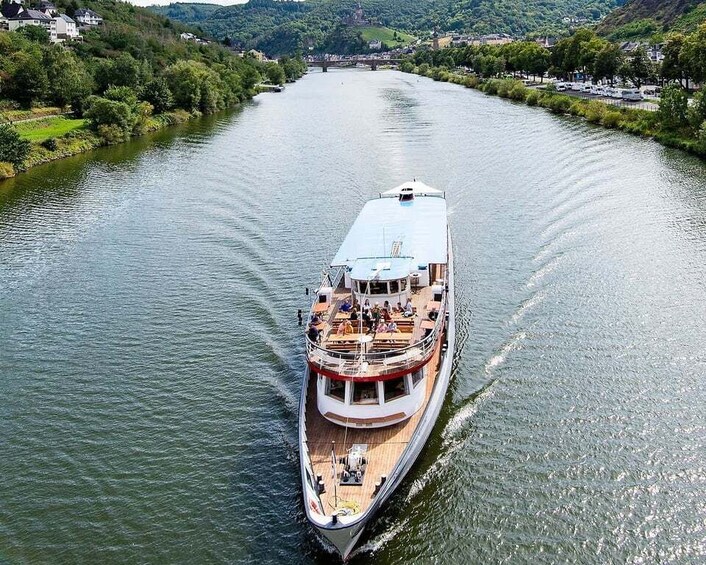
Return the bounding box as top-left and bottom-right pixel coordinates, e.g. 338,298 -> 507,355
0,0 -> 307,180
400,65 -> 706,160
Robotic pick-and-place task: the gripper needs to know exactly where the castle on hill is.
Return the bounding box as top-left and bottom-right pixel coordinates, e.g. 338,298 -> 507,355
342,2 -> 369,26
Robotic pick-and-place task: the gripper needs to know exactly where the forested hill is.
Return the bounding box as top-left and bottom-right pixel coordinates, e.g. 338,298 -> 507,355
597,0 -> 706,39
152,0 -> 620,56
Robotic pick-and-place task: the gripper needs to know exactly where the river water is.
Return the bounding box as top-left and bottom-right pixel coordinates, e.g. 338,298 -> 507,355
1,69 -> 705,564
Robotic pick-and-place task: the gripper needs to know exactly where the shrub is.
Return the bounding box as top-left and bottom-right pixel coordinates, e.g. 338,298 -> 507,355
526,90 -> 540,106
41,138 -> 58,151
0,124 -> 31,168
464,75 -> 480,89
584,101 -> 607,124
602,111 -> 623,128
546,95 -> 571,114
508,83 -> 528,101
484,79 -> 500,95
0,161 -> 16,179
97,123 -> 129,144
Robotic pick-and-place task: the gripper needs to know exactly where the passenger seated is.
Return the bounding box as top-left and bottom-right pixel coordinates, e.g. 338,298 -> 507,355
349,306 -> 359,322
307,324 -> 320,342
383,300 -> 391,311
343,320 -> 354,335
394,302 -> 403,313
382,308 -> 392,322
340,298 -> 352,312
310,313 -> 322,325
336,320 -> 351,335
403,299 -> 414,317
376,321 -> 388,333
387,321 -> 400,333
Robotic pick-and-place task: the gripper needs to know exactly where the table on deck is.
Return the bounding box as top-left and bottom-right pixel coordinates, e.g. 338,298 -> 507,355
426,300 -> 441,312
420,319 -> 436,330
312,302 -> 329,314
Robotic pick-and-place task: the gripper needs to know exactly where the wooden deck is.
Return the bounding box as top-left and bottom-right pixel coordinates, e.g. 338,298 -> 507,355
304,339 -> 442,516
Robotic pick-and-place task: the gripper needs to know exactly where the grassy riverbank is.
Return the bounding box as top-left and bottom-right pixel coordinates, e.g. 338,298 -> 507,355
402,66 -> 706,159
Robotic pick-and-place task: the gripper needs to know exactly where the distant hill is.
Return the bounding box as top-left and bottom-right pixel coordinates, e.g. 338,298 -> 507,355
152,0 -> 620,56
598,0 -> 706,39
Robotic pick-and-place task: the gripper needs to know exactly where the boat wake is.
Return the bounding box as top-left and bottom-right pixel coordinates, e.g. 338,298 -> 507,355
349,516 -> 410,558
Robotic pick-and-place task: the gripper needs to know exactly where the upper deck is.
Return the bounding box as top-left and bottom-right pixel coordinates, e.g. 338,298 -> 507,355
305,183 -> 449,380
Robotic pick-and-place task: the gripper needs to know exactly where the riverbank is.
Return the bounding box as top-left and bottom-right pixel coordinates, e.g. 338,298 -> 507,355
0,86 -> 288,181
402,67 -> 706,159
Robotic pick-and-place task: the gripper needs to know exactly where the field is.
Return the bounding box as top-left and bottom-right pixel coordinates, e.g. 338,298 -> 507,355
359,26 -> 416,48
13,117 -> 88,142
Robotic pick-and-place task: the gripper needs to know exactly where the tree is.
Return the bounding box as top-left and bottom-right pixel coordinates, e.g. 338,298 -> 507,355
44,46 -> 93,108
661,33 -> 686,88
264,61 -> 286,85
658,84 -> 689,130
593,44 -> 622,85
16,25 -> 50,45
0,124 -> 31,168
7,52 -> 48,107
621,48 -> 652,88
142,77 -> 173,114
680,24 -> 706,87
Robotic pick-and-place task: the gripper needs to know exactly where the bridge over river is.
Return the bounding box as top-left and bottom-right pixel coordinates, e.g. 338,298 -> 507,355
308,57 -> 403,71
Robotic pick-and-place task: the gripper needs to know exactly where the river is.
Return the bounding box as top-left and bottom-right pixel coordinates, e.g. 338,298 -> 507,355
1,69 -> 705,564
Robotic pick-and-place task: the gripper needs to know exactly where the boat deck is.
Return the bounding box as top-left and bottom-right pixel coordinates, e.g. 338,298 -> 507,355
304,339 -> 441,516
314,286 -> 435,351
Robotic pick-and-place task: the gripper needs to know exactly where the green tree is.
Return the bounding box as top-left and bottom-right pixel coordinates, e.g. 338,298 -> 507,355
142,77 -> 173,114
44,46 -> 93,108
16,25 -> 50,45
658,84 -> 689,130
264,61 -> 286,85
0,124 -> 31,168
593,43 -> 622,85
680,24 -> 706,87
621,48 -> 652,88
661,33 -> 686,87
7,52 -> 48,107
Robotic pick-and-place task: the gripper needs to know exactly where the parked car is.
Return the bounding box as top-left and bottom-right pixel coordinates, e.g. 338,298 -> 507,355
556,82 -> 568,91
621,88 -> 643,101
582,84 -> 593,93
590,85 -> 605,96
571,82 -> 582,91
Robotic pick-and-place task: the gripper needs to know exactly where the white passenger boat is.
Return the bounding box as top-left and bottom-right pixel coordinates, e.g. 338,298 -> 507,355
298,181 -> 455,559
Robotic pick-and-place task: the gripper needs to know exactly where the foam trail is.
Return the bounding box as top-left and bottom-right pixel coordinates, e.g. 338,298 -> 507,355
404,438 -> 466,504
350,517 -> 410,557
509,290 -> 545,326
526,256 -> 562,288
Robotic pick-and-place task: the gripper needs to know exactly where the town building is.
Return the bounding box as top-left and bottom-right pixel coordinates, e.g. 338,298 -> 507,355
368,39 -> 382,50
74,7 -> 102,26
8,9 -> 52,33
54,13 -> 77,41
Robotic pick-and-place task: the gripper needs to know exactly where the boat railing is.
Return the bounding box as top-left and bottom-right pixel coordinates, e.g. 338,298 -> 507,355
306,294 -> 447,377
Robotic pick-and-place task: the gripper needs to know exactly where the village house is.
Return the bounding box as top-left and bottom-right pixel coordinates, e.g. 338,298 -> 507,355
74,7 -> 101,26
368,39 -> 382,50
8,8 -> 53,34
54,13 -> 77,41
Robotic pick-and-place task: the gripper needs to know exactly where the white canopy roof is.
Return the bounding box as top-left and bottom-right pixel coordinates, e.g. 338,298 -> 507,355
331,191 -> 448,269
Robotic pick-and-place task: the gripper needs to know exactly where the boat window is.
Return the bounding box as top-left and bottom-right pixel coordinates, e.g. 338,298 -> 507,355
326,378 -> 346,402
352,381 -> 379,404
389,280 -> 399,294
412,370 -> 424,388
369,281 -> 388,295
384,377 -> 408,402
400,278 -> 407,291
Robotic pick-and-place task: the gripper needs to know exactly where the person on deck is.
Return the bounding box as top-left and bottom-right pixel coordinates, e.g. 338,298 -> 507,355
363,310 -> 374,334
340,298 -> 352,312
382,309 -> 392,323
349,306 -> 359,322
394,302 -> 403,313
387,321 -> 400,333
343,320 -> 354,334
376,321 -> 388,333
403,298 -> 414,317
307,324 -> 320,342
